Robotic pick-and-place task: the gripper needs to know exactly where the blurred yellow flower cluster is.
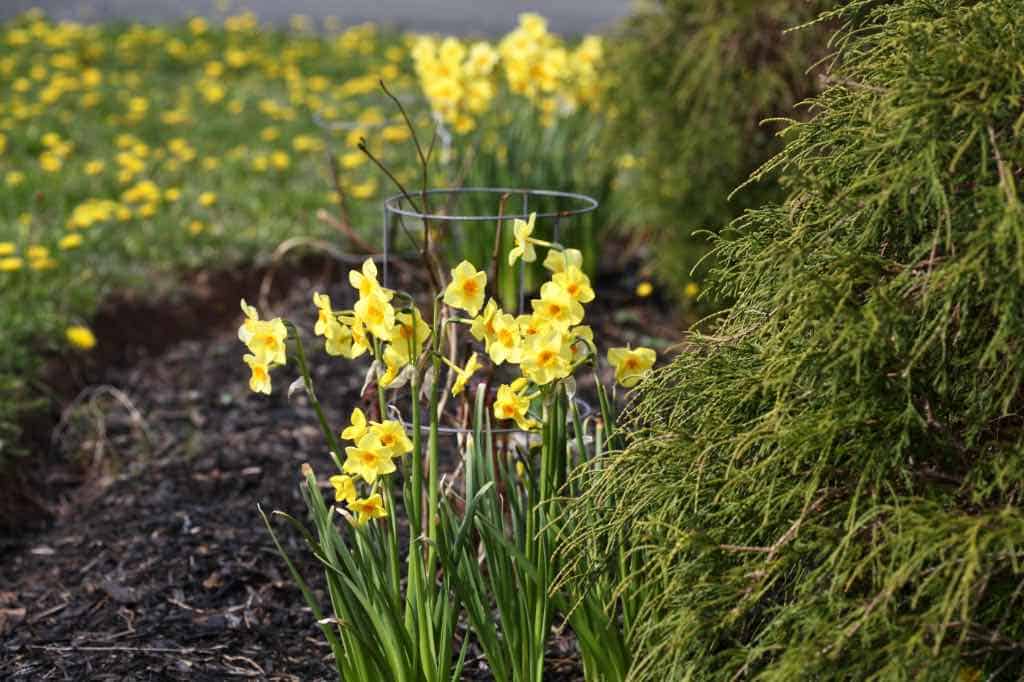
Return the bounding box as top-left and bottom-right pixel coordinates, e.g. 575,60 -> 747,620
410,13 -> 605,134
410,36 -> 498,134
498,14 -> 604,127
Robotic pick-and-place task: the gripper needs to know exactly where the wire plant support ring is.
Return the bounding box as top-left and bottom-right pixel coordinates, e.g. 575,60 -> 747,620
381,187 -> 599,314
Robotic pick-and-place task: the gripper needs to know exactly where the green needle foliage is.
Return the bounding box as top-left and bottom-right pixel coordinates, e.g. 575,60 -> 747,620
564,0 -> 1024,679
604,0 -> 829,300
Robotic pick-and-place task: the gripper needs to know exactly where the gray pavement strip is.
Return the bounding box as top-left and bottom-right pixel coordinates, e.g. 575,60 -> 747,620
0,0 -> 632,36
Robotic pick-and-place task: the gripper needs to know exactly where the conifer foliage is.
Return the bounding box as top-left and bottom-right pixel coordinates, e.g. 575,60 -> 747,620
603,0 -> 828,297
566,1 -> 1024,678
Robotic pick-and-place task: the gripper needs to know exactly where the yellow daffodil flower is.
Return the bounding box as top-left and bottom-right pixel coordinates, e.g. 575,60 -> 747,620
488,311 -> 523,365
354,290 -> 396,339
443,260 -> 487,316
313,291 -> 340,337
517,313 -> 550,341
469,298 -> 499,348
450,352 -> 480,396
493,383 -> 538,431
312,293 -> 354,357
569,325 -> 594,361
343,433 -> 395,483
238,299 -> 287,365
553,265 -> 595,303
379,344 -> 408,388
542,247 -> 583,273
341,407 -> 368,441
388,307 -> 431,361
607,346 -> 657,387
531,281 -> 584,329
370,420 -> 413,457
521,328 -> 573,385
244,353 -> 273,394
347,316 -> 371,359
329,474 -> 357,503
348,494 -> 388,526
507,212 -> 538,266
349,257 -> 393,301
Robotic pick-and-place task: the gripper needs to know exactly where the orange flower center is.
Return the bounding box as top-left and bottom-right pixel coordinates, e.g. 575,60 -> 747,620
462,279 -> 478,295
538,350 -> 556,366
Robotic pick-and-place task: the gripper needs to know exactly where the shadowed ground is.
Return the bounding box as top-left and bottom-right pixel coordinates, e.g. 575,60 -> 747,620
0,0 -> 630,35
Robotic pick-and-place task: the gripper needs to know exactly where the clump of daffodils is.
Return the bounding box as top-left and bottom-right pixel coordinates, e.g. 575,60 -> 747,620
239,211 -> 654,527
411,35 -> 499,134
498,14 -> 605,126
411,13 -> 605,133
330,406 -> 413,524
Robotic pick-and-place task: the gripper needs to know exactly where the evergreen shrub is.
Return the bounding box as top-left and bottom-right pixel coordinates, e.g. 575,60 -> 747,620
604,0 -> 828,300
566,0 -> 1024,678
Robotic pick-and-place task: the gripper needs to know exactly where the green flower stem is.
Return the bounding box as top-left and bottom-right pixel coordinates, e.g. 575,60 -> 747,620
426,297 -> 443,569
286,321 -> 342,457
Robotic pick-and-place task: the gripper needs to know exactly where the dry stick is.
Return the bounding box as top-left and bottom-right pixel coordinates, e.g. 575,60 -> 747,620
316,209 -> 376,254
357,140 -> 443,293
489,193 -> 512,296
27,644 -> 195,654
379,80 -> 448,296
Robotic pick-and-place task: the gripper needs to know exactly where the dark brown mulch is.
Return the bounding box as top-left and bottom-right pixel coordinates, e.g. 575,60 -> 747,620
0,253 -> 682,681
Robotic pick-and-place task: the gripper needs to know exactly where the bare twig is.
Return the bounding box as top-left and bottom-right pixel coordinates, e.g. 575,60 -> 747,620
489,193 -> 512,296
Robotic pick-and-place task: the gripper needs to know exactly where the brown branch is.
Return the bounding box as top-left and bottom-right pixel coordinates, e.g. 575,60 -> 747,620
489,193 -> 512,297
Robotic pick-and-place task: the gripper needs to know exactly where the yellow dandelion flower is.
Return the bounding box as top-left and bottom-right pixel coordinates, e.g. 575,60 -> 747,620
58,233 -> 83,250
66,325 -> 97,350
0,257 -> 23,272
